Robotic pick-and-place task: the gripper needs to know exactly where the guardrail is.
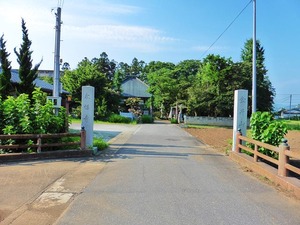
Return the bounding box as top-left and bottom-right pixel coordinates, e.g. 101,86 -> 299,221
0,128 -> 86,153
235,131 -> 300,177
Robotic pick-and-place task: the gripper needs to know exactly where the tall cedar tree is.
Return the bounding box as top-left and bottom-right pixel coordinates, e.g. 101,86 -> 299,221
241,39 -> 274,112
14,18 -> 42,98
0,34 -> 12,100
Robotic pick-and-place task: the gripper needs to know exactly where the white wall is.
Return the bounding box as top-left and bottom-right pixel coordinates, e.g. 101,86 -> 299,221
184,116 -> 250,127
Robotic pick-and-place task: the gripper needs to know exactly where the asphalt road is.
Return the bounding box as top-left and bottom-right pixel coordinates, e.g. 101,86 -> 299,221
56,123 -> 300,225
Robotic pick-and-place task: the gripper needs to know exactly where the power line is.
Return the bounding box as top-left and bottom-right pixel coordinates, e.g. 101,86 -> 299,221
200,0 -> 253,59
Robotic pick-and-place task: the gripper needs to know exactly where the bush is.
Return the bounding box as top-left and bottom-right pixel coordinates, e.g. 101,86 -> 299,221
108,114 -> 131,123
170,118 -> 178,124
93,137 -> 109,150
141,115 -> 154,123
250,111 -> 287,158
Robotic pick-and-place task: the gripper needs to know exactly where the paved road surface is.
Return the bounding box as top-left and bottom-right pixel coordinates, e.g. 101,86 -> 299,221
56,123 -> 300,225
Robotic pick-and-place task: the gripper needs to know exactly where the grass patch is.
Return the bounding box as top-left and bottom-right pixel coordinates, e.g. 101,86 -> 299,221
71,116 -> 137,125
285,120 -> 300,131
93,137 -> 109,150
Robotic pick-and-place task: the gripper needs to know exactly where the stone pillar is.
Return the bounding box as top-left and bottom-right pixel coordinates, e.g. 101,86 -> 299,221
81,86 -> 95,148
232,89 -> 248,151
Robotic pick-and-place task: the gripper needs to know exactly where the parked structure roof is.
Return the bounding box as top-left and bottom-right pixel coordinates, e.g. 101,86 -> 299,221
121,77 -> 151,98
0,69 -> 68,94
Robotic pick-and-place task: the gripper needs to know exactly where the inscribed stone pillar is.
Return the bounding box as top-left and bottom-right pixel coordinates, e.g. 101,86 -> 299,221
232,89 -> 248,151
81,86 -> 95,148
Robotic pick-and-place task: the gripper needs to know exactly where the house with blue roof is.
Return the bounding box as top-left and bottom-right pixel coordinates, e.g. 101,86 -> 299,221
0,69 -> 68,95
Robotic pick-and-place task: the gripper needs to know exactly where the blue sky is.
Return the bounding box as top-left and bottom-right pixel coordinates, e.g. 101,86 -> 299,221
0,0 -> 299,107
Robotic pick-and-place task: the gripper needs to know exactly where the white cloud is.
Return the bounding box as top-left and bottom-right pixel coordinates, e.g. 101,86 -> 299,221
192,45 -> 229,52
0,0 -> 179,68
64,24 -> 175,42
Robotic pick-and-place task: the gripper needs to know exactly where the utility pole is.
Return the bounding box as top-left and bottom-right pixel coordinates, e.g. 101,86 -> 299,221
53,7 -> 62,98
252,0 -> 257,113
50,6 -> 62,114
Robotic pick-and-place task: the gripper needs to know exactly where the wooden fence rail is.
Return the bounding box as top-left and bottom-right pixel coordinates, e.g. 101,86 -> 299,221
235,131 -> 300,177
0,129 -> 86,153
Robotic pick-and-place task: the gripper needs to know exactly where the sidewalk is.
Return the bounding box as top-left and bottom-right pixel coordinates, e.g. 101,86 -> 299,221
0,124 -> 138,225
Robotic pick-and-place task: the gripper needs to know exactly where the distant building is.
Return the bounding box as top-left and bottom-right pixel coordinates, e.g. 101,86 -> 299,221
281,108 -> 300,119
0,69 -> 68,95
120,77 -> 152,115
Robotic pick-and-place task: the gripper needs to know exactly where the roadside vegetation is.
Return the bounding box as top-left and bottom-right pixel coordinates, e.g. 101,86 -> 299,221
0,18 -> 286,155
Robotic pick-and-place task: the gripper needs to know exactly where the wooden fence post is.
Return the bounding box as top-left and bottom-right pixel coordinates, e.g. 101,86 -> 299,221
235,129 -> 242,153
254,144 -> 258,162
80,127 -> 86,150
37,135 -> 42,153
278,139 -> 290,177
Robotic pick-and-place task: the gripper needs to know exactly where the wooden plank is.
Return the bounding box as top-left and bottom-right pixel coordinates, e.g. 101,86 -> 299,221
39,133 -> 81,138
285,150 -> 300,160
0,134 -> 38,139
239,135 -> 278,152
0,144 -> 38,149
0,133 -> 80,140
238,144 -> 254,154
41,142 -> 80,148
256,151 -> 278,165
285,164 -> 300,176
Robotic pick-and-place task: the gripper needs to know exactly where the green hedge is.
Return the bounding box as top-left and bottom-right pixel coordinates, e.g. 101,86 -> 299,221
141,115 -> 154,123
108,114 -> 131,123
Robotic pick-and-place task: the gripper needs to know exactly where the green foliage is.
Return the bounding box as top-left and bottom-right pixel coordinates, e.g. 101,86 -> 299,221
141,115 -> 154,123
108,114 -> 131,123
14,18 -> 42,99
38,75 -> 53,84
125,97 -> 142,117
241,39 -> 274,112
2,94 -> 32,134
61,56 -> 121,117
187,55 -> 246,117
0,88 -> 67,135
0,34 -> 12,100
284,120 -> 300,131
147,67 -> 177,114
95,98 -> 108,120
250,112 -> 288,157
170,118 -> 178,124
93,137 -> 109,151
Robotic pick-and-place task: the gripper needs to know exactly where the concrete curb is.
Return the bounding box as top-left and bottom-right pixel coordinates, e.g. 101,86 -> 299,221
0,150 -> 93,163
229,151 -> 300,199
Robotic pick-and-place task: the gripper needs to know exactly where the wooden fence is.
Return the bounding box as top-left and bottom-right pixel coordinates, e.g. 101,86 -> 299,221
0,129 -> 86,153
235,131 -> 300,177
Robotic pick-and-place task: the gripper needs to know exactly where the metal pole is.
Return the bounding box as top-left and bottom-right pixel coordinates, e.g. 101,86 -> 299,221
252,0 -> 257,113
53,7 -> 61,98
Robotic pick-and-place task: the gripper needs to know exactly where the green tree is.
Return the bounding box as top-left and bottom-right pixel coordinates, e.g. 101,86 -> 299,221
147,67 -> 178,117
187,55 -> 246,117
113,70 -> 124,93
61,57 -> 120,119
14,18 -> 42,99
241,39 -> 275,112
92,52 -> 117,81
173,60 -> 201,105
130,57 -> 146,80
0,34 -> 12,100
